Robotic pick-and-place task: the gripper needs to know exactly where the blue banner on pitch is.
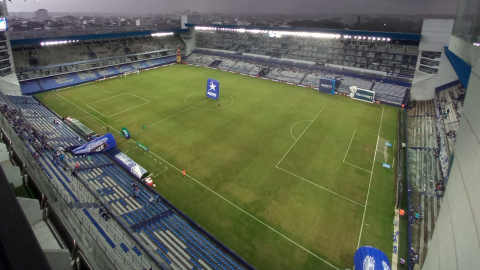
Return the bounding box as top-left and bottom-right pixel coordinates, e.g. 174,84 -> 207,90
319,78 -> 335,94
72,133 -> 116,155
206,78 -> 220,100
352,88 -> 375,103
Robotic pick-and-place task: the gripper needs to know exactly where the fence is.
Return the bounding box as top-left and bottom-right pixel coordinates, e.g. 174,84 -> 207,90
434,80 -> 462,93
404,109 -> 413,270
395,109 -> 403,209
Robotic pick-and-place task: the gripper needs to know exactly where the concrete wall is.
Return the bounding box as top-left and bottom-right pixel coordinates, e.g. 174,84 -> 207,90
422,37 -> 480,270
0,2 -> 21,96
182,27 -> 196,55
410,20 -> 458,100
0,73 -> 22,96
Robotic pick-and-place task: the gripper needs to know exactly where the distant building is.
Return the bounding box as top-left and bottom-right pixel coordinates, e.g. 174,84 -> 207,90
35,9 -> 49,22
136,19 -> 154,26
181,14 -> 201,29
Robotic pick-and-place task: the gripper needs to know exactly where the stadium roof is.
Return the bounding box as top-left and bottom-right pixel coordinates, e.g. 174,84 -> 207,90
10,28 -> 189,46
185,23 -> 421,42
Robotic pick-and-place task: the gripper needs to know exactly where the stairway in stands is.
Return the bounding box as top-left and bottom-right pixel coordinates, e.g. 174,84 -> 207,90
407,99 -> 443,268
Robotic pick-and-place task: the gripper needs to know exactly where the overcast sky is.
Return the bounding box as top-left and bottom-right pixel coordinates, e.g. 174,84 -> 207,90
6,0 -> 459,15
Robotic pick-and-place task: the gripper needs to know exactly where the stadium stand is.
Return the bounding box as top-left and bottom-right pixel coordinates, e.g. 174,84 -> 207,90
0,95 -> 248,270
435,84 -> 464,154
17,51 -> 180,81
13,35 -> 183,71
195,30 -> 417,76
18,55 -> 178,94
185,50 -> 410,106
0,31 -> 13,77
405,81 -> 464,268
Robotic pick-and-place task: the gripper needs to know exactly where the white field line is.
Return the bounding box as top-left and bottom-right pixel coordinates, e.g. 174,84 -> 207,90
108,100 -> 150,117
85,104 -> 108,117
92,84 -> 112,93
277,107 -> 366,206
128,93 -> 150,103
290,120 -> 312,141
56,94 -> 120,132
357,106 -> 384,249
86,93 -> 150,118
343,129 -> 376,172
276,107 -> 324,167
324,107 -> 382,122
343,129 -> 357,163
137,107 -> 193,132
343,162 -> 372,173
355,129 -> 381,138
130,99 -> 210,135
87,93 -> 128,105
188,94 -> 234,111
147,149 -> 340,270
56,92 -> 340,269
275,166 -> 365,207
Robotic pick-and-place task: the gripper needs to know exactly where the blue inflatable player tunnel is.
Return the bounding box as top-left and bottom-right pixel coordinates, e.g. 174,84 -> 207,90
354,246 -> 391,270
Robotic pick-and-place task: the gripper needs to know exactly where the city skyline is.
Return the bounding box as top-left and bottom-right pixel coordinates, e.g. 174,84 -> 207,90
7,0 -> 460,15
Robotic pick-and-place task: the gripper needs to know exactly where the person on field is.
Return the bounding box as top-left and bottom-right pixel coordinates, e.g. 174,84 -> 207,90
182,170 -> 186,177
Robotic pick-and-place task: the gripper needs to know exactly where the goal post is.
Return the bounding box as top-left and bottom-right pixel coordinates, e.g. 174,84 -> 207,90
123,70 -> 140,77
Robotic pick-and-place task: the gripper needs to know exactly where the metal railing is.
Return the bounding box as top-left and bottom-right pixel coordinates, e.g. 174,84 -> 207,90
404,109 -> 413,270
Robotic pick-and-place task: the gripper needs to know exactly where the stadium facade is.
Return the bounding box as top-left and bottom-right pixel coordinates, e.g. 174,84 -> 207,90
0,2 -> 478,269
421,0 -> 480,268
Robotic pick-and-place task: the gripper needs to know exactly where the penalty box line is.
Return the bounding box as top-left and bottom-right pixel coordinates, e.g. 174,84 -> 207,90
57,91 -> 341,269
86,93 -> 150,118
275,166 -> 365,207
275,107 -> 365,207
342,129 -> 377,173
357,106 -> 384,249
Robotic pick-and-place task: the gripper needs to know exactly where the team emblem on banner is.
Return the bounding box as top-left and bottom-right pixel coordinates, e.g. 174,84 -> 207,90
206,78 -> 220,100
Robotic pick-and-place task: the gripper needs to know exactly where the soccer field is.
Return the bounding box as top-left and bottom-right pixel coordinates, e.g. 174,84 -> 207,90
36,65 -> 397,270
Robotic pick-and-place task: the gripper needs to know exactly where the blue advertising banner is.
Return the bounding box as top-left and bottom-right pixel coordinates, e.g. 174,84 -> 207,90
72,133 -> 116,155
319,78 -> 335,94
352,88 -> 375,103
206,78 -> 220,100
354,246 -> 391,270
106,148 -> 149,180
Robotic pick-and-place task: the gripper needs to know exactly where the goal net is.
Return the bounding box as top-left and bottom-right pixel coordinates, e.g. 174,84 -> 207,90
123,70 -> 140,77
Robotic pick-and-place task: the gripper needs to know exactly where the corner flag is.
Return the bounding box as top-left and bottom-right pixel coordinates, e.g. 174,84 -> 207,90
206,78 -> 220,100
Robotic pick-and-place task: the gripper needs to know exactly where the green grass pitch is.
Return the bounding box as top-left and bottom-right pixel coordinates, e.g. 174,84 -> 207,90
36,65 -> 398,270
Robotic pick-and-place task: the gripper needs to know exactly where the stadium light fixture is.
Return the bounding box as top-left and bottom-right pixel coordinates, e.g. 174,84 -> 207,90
151,32 -> 174,37
40,40 -> 79,46
197,26 -> 343,39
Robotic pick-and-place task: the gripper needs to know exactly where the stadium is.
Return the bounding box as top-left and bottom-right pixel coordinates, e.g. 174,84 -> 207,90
0,1 -> 478,270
